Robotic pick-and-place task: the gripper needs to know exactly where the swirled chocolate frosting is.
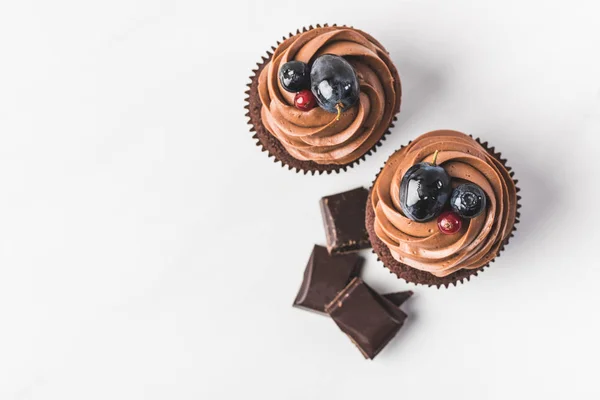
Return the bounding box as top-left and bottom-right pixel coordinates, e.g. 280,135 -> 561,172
257,26 -> 401,165
371,130 -> 517,277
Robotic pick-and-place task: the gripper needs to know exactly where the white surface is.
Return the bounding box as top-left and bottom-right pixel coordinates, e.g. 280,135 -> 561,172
1,1 -> 599,399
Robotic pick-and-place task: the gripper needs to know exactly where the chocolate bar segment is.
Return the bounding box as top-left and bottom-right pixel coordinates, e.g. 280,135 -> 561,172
383,291 -> 413,307
320,187 -> 371,254
325,278 -> 407,359
293,245 -> 363,313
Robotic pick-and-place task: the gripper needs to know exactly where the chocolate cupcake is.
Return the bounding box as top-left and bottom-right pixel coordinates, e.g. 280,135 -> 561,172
367,130 -> 520,287
245,24 -> 402,174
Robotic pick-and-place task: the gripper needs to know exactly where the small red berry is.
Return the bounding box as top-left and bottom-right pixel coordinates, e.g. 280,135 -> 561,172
294,89 -> 317,111
437,211 -> 463,235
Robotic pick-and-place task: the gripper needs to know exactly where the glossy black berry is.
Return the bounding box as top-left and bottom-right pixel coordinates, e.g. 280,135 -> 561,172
310,54 -> 360,115
450,183 -> 487,218
279,61 -> 311,93
399,158 -> 452,222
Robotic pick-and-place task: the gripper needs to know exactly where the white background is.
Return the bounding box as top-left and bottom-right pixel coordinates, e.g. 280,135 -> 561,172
1,0 -> 599,399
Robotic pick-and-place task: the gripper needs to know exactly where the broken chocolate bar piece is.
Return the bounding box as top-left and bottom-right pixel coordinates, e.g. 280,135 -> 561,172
383,291 -> 413,307
325,277 -> 407,359
293,245 -> 363,313
320,187 -> 371,254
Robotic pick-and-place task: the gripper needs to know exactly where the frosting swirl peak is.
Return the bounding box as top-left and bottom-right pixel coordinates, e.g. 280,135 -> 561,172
371,131 -> 518,277
257,26 -> 401,165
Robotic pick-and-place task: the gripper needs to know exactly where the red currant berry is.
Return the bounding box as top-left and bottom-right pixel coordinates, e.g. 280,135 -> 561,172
437,211 -> 463,235
294,89 -> 317,111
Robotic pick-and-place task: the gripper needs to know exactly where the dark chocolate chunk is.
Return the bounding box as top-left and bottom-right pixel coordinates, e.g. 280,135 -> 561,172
320,187 -> 371,254
383,291 -> 413,307
293,245 -> 363,313
325,277 -> 407,359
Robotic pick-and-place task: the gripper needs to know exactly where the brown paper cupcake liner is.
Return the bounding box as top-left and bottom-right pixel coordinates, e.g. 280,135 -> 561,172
366,136 -> 521,288
244,24 -> 399,175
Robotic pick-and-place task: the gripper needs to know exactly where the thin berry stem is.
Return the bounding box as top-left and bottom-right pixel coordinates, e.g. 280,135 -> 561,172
432,150 -> 439,165
335,103 -> 344,121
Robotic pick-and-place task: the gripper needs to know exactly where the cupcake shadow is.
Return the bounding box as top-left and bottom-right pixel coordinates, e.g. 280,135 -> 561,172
392,55 -> 445,129
505,152 -> 559,251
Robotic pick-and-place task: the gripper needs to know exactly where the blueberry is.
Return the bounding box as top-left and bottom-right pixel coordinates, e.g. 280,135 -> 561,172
450,183 -> 487,218
399,153 -> 452,222
279,61 -> 311,93
310,54 -> 360,116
